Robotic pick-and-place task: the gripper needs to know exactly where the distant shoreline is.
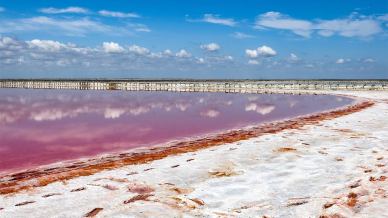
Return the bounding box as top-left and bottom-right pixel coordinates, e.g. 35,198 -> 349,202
1,79 -> 387,91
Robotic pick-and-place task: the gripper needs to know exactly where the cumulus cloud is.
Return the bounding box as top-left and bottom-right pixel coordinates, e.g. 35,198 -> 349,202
245,49 -> 258,58
200,43 -> 220,52
39,7 -> 88,14
257,46 -> 277,57
128,45 -> 149,55
336,58 -> 345,64
102,42 -> 125,53
336,58 -> 351,64
25,39 -> 91,55
245,45 -> 277,58
231,32 -> 254,39
0,37 -> 95,67
176,49 -> 191,58
196,57 -> 205,64
163,49 -> 173,56
255,11 -> 383,38
0,36 -> 24,50
0,36 -> 241,73
189,14 -> 237,27
1,35 -> 379,75
27,39 -> 69,52
98,10 -> 140,18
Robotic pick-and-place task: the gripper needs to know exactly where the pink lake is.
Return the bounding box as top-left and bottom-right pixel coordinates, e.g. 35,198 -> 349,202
0,89 -> 354,173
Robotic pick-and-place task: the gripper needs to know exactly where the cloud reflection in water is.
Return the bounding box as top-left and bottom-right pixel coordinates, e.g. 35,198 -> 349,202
0,89 -> 353,172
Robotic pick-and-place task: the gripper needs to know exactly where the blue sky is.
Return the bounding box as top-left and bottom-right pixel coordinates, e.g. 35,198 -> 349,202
0,0 -> 387,79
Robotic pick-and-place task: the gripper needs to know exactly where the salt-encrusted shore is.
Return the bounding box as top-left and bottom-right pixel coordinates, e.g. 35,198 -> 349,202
0,90 -> 387,218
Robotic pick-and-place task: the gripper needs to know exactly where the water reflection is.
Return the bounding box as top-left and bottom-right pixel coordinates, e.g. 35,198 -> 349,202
0,89 -> 353,173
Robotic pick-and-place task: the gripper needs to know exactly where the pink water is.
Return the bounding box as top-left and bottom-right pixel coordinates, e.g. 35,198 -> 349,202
0,89 -> 353,173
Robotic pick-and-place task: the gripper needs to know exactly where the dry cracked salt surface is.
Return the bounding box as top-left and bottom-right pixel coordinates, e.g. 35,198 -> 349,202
0,90 -> 387,218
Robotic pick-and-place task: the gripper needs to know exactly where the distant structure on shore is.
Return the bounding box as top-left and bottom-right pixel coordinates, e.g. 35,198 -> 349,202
1,79 -> 387,92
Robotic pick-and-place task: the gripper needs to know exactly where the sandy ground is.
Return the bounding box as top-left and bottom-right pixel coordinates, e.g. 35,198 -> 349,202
0,90 -> 387,218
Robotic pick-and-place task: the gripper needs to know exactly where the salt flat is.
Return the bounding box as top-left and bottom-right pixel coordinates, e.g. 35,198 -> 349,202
0,90 -> 387,218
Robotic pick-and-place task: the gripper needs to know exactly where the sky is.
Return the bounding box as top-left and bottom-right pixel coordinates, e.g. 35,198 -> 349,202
0,0 -> 387,79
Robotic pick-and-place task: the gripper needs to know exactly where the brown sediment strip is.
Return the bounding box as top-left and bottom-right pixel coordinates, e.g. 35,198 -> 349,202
84,208 -> 103,217
0,100 -> 374,195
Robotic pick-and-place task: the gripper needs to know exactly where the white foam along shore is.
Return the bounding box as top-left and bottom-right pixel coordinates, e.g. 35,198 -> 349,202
0,90 -> 387,218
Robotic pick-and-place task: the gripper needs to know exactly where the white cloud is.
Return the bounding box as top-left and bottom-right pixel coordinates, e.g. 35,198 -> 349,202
196,57 -> 205,64
0,36 -> 247,73
245,45 -> 277,58
197,55 -> 233,64
257,46 -> 277,57
317,30 -> 334,37
0,37 -> 23,50
148,52 -> 163,58
190,14 -> 237,27
288,53 -> 300,62
176,49 -> 191,58
135,26 -> 151,32
102,42 -> 124,53
336,58 -> 351,64
27,39 -> 68,52
290,53 -> 298,60
336,58 -> 345,64
39,7 -> 88,14
163,49 -> 173,56
200,43 -> 220,52
255,11 -> 313,37
248,60 -> 260,65
20,16 -> 111,36
255,11 -> 383,38
232,32 -> 254,39
224,55 -> 233,61
25,16 -> 107,32
246,49 -> 258,58
127,23 -> 151,32
0,16 -> 132,37
98,10 -> 140,18
363,58 -> 376,63
128,45 -> 149,55
19,39 -> 91,58
316,18 -> 381,37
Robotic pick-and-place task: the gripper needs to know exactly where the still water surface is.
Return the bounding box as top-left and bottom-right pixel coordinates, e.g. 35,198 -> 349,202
0,89 -> 353,173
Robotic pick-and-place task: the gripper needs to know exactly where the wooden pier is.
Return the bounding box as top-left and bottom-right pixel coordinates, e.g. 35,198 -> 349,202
0,79 -> 387,93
